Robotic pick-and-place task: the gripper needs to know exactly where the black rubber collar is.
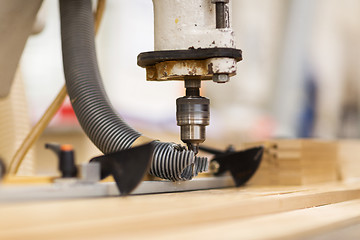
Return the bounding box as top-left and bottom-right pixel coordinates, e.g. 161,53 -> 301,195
137,48 -> 242,68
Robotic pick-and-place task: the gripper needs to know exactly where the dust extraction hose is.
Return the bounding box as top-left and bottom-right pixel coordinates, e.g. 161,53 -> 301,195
59,0 -> 207,181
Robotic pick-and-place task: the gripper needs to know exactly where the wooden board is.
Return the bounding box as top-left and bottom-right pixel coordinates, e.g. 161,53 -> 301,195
243,139 -> 339,185
151,199 -> 360,240
2,182 -> 360,239
338,140 -> 360,182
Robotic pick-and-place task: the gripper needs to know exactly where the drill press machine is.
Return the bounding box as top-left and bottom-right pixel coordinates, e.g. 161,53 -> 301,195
138,0 -> 242,154
0,0 -> 263,199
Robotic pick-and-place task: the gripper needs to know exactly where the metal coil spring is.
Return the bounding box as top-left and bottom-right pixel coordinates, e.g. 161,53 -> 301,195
150,142 -> 208,181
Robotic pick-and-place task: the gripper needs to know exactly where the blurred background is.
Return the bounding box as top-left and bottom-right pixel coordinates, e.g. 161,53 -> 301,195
18,0 -> 360,174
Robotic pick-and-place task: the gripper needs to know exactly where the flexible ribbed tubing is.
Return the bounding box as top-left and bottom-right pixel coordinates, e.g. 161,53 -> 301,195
60,0 -> 140,152
59,0 -> 207,181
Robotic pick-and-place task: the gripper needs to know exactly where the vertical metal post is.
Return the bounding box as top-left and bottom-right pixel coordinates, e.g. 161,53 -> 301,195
212,0 -> 229,29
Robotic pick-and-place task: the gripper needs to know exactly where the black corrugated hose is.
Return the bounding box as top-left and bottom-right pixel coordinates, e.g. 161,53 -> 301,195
59,0 -> 208,181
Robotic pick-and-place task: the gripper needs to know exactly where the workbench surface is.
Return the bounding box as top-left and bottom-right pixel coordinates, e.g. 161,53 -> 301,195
1,182 -> 360,239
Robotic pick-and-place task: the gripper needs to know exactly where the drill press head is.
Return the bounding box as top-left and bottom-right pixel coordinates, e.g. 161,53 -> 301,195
137,0 -> 242,154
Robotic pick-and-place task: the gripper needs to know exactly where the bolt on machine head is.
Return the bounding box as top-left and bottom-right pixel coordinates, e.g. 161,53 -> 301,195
137,0 -> 242,154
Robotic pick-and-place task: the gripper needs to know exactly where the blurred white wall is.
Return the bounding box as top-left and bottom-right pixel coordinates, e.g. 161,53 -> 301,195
311,0 -> 360,138
97,0 -> 183,125
22,0 -> 182,131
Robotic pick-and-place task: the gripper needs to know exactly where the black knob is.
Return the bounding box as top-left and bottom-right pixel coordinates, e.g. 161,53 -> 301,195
45,143 -> 77,178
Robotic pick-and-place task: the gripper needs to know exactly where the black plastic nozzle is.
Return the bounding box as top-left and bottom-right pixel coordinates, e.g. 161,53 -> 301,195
200,145 -> 264,187
90,142 -> 155,196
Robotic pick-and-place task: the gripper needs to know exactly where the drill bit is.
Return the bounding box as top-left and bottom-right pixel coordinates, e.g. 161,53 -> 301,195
187,143 -> 199,155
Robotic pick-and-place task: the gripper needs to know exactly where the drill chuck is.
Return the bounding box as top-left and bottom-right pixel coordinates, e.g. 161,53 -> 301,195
176,96 -> 210,153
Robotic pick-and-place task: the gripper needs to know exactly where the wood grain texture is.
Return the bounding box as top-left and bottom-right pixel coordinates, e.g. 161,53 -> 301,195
149,199 -> 360,240
1,182 -> 360,240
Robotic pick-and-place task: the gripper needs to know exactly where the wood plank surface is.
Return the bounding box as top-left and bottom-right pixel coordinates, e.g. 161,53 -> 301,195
1,182 -> 360,240
150,199 -> 360,240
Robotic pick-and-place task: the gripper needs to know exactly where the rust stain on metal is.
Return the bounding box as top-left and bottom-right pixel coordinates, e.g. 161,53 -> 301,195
146,66 -> 157,81
146,57 -> 236,81
207,63 -> 214,74
149,60 -> 210,81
